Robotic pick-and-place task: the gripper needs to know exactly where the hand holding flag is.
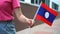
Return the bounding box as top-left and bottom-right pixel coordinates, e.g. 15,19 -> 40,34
27,19 -> 34,28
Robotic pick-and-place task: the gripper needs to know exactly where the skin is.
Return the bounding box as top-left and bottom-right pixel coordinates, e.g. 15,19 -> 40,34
14,7 -> 34,27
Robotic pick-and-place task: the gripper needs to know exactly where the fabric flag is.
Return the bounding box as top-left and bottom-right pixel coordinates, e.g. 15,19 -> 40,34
35,3 -> 58,26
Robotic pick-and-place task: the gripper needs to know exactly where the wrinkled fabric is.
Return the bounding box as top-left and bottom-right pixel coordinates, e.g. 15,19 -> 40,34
0,0 -> 20,21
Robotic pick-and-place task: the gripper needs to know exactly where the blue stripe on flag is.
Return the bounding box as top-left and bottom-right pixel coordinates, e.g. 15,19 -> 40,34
37,7 -> 56,23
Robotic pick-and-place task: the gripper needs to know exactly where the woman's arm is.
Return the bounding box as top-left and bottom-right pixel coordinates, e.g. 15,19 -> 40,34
14,7 -> 34,27
14,7 -> 28,23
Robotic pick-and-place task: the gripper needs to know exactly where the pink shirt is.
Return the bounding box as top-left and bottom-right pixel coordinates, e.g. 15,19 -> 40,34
0,0 -> 20,21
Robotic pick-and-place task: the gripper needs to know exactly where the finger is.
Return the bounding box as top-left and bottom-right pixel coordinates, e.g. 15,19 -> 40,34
29,20 -> 34,28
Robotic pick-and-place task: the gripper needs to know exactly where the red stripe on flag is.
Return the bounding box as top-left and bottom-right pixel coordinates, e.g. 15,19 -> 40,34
36,15 -> 52,26
41,3 -> 58,16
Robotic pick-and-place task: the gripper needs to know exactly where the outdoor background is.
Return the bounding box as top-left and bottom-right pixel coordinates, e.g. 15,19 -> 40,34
13,0 -> 60,34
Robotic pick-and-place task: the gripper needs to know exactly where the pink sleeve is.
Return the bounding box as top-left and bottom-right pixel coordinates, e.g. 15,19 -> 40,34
12,0 -> 20,9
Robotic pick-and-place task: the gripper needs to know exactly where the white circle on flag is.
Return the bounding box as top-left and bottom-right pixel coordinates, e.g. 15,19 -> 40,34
45,12 -> 49,19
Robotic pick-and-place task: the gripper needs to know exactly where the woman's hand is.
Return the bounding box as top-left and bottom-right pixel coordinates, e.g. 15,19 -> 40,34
26,19 -> 34,28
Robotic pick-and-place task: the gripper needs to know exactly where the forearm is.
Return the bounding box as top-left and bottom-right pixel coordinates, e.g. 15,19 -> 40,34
14,7 -> 28,23
18,14 -> 28,23
14,7 -> 34,27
